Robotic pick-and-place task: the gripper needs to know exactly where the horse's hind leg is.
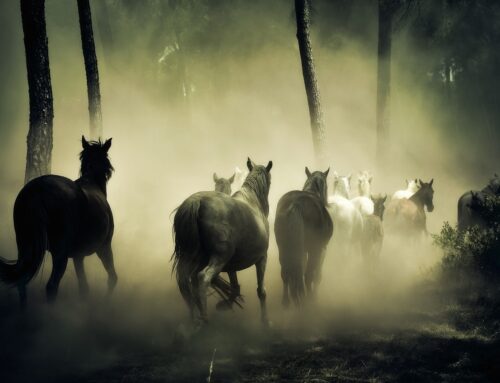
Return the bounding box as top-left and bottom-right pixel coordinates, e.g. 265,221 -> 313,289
46,253 -> 68,303
97,244 -> 118,294
281,268 -> 290,308
216,271 -> 240,311
73,256 -> 89,298
305,246 -> 326,300
197,258 -> 226,323
256,254 -> 269,326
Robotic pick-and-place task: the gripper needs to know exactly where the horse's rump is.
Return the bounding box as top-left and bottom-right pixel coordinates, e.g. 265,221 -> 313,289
385,199 -> 424,233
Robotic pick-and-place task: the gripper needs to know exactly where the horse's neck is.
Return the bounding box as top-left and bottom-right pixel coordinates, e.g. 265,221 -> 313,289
409,191 -> 425,210
304,184 -> 326,204
359,186 -> 370,197
76,175 -> 107,197
236,187 -> 268,217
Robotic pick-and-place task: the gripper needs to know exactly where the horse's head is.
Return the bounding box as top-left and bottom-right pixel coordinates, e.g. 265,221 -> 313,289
371,194 -> 387,219
406,178 -> 419,193
417,178 -> 434,212
357,171 -> 372,197
213,172 -> 235,195
333,172 -> 351,198
80,136 -> 114,183
304,167 -> 330,204
244,157 -> 273,215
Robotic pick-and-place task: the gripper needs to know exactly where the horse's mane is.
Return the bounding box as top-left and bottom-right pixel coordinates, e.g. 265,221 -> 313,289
303,174 -> 328,205
79,139 -> 114,183
237,166 -> 271,216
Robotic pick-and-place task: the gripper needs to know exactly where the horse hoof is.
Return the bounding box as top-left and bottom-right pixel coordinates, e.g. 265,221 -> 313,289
216,300 -> 232,311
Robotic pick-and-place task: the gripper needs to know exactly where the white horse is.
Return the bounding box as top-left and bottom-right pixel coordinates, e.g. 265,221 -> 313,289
351,171 -> 374,216
392,178 -> 419,200
328,173 -> 363,256
233,166 -> 248,191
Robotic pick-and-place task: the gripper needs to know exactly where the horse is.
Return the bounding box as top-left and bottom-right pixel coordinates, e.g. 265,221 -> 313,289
351,171 -> 374,216
213,172 -> 235,195
457,174 -> 500,231
212,171 -> 241,310
274,167 -> 333,307
392,178 -> 419,200
361,194 -> 387,261
172,158 -> 272,326
327,173 -> 363,257
385,179 -> 434,238
0,137 -> 117,307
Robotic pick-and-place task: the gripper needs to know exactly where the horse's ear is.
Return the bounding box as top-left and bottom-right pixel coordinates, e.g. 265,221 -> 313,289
82,135 -> 90,150
103,138 -> 112,152
383,194 -> 387,203
213,173 -> 218,182
324,167 -> 330,177
247,157 -> 255,171
429,178 -> 434,186
266,161 -> 273,172
419,179 -> 423,186
347,174 -> 352,183
305,167 -> 312,178
229,173 -> 235,183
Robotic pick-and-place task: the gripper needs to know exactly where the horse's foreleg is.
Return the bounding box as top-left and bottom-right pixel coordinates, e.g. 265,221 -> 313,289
97,244 -> 118,294
197,259 -> 225,323
73,256 -> 89,298
46,254 -> 68,303
256,254 -> 269,326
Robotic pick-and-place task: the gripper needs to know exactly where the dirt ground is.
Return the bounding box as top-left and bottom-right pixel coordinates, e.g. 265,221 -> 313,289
1,280 -> 499,383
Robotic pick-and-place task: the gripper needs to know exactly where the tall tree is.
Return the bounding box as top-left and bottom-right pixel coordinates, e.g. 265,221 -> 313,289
77,0 -> 103,139
21,0 -> 54,184
376,0 -> 412,169
295,0 -> 327,164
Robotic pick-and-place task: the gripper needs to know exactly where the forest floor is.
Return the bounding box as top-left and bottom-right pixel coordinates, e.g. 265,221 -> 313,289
1,278 -> 500,383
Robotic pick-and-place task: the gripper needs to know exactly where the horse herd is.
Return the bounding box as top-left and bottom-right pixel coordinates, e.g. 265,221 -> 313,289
0,138 -> 498,329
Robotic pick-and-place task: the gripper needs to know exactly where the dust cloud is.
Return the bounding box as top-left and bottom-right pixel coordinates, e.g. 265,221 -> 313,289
0,1 -> 497,381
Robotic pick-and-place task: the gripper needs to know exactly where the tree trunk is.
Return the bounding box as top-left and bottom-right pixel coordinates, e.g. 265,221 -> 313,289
21,0 -> 54,184
77,0 -> 103,139
295,0 -> 327,164
376,1 -> 393,169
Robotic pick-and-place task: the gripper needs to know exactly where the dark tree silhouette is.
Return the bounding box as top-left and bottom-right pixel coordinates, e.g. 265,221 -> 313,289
295,0 -> 327,163
20,0 -> 54,184
77,0 -> 103,139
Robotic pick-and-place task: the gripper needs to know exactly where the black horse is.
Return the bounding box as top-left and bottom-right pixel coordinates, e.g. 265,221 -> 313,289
0,136 -> 117,306
274,167 -> 333,307
172,158 -> 272,325
458,174 -> 500,231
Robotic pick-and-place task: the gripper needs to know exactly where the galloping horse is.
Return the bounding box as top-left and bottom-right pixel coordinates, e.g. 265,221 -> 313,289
361,194 -> 387,260
328,173 -> 363,256
457,174 -> 500,231
275,167 -> 333,306
385,179 -> 434,238
351,171 -> 374,216
172,158 -> 273,325
392,178 -> 419,200
0,137 -> 117,306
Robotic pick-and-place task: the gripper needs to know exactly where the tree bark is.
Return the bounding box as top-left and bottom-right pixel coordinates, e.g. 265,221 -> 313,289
376,1 -> 393,169
21,0 -> 54,184
295,0 -> 327,164
77,0 -> 103,139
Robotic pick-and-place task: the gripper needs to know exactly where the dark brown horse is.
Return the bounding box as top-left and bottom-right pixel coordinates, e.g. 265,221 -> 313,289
361,194 -> 387,260
385,179 -> 434,238
274,167 -> 333,306
457,174 -> 500,231
0,137 -> 117,307
172,158 -> 272,325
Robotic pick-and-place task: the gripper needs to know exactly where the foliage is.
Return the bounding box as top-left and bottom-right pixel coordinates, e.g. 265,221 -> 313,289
433,195 -> 500,282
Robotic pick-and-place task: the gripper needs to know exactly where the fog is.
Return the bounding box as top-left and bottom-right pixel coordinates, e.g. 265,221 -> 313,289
0,1 -> 497,381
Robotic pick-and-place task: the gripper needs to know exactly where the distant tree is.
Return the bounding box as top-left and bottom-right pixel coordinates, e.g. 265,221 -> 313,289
20,0 -> 54,184
295,0 -> 327,164
77,0 -> 103,139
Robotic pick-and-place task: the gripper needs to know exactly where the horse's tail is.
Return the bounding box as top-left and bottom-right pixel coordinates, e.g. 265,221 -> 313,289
276,204 -> 305,306
0,193 -> 47,286
171,197 -> 239,310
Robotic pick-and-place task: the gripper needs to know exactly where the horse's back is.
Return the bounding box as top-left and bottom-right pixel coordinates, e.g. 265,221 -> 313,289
385,199 -> 424,233
351,196 -> 374,216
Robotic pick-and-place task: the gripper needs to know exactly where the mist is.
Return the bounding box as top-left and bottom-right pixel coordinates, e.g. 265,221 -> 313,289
0,1 -> 499,382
